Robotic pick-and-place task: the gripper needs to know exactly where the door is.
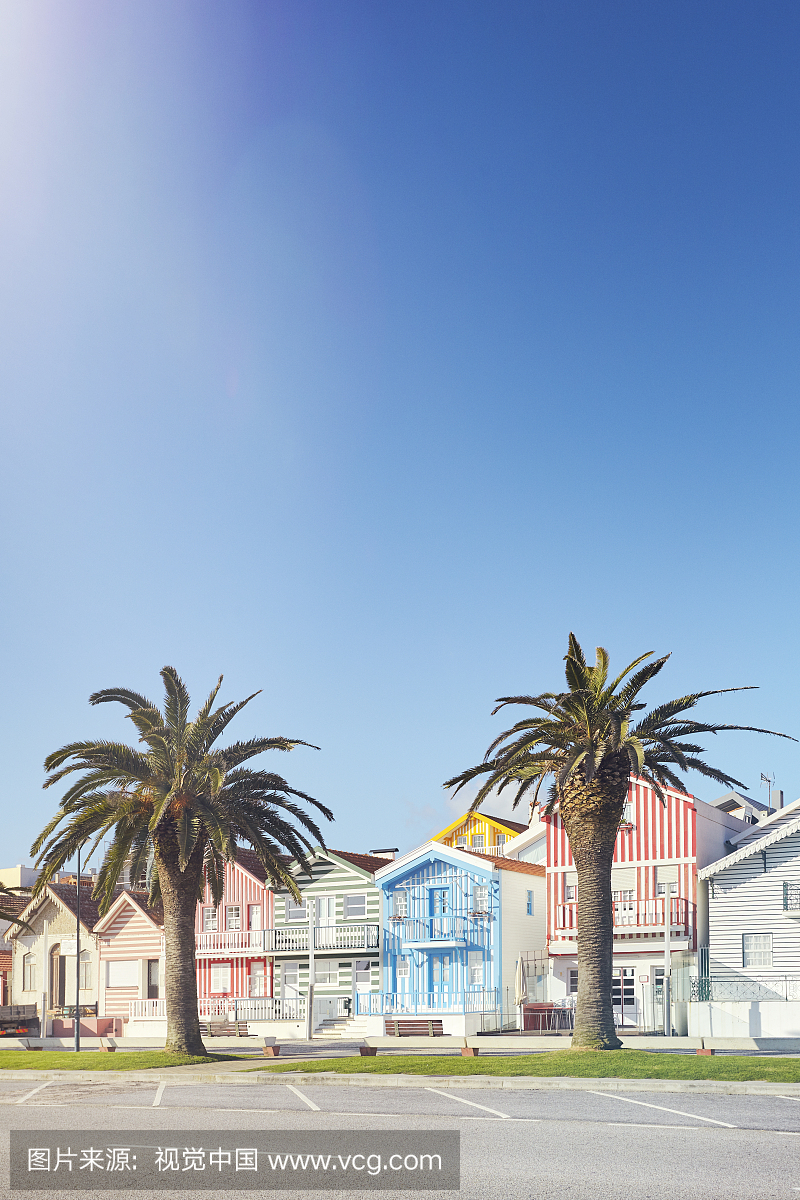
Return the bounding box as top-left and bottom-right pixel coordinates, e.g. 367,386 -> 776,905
354,959 -> 372,993
249,961 -> 265,998
147,959 -> 160,1000
50,948 -> 66,1009
282,962 -> 300,1000
313,995 -> 338,1029
316,897 -> 335,925
429,888 -> 450,938
612,966 -> 638,1027
430,953 -> 451,1005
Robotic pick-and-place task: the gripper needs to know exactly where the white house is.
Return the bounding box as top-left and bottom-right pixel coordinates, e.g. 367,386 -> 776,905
692,796 -> 800,1037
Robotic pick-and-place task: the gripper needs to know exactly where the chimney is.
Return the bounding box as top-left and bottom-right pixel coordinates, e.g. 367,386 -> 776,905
772,789 -> 784,811
370,848 -> 399,861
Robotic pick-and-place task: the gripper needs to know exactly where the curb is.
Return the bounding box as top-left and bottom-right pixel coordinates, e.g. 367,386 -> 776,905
3,1069 -> 800,1096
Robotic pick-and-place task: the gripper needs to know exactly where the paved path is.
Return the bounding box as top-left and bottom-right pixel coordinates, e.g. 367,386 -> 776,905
3,1074 -> 800,1198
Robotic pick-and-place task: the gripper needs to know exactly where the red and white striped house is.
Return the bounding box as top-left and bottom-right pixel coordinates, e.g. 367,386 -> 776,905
503,776 -> 753,1029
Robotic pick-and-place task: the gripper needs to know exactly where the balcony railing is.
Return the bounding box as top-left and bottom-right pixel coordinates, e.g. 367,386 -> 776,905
554,897 -> 690,935
396,917 -> 470,943
355,989 -> 499,1016
129,996 -> 307,1021
784,882 -> 800,913
690,976 -> 800,1002
194,924 -> 380,955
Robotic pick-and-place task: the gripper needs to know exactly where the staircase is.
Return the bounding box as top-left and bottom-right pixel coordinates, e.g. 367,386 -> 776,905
313,1014 -> 372,1040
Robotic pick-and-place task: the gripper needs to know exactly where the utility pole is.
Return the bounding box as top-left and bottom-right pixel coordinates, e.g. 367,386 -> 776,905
75,844 -> 81,1055
663,890 -> 671,1037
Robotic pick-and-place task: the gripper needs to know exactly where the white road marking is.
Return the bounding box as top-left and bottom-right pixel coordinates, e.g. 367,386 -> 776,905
779,1096 -> 800,1102
607,1122 -> 697,1129
285,1084 -> 320,1111
15,1082 -> 53,1105
152,1083 -> 165,1107
425,1088 -> 511,1119
588,1091 -> 737,1128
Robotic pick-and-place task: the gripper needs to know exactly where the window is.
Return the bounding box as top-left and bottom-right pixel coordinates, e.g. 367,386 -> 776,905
565,884 -> 577,901
526,890 -> 534,916
397,957 -> 410,979
620,802 -> 633,824
468,951 -> 484,986
283,963 -> 300,992
248,904 -> 262,931
22,954 -> 36,992
315,961 -> 338,986
344,894 -> 367,919
202,907 -> 217,932
743,933 -> 773,968
431,889 -> 449,915
495,833 -> 506,847
286,898 -> 306,921
393,890 -> 408,918
249,962 -> 265,997
473,885 -> 489,913
568,969 -> 578,994
226,905 -> 241,932
471,834 -> 485,849
107,959 -> 138,988
147,958 -> 159,999
210,964 -> 231,993
520,838 -> 546,864
355,959 -> 371,987
79,951 -> 92,991
432,955 -> 450,985
455,836 -> 468,846
655,881 -> 678,896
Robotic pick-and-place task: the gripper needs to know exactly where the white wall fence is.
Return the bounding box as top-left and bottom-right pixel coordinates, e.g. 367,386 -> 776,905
194,924 -> 380,955
129,997 -> 306,1021
355,990 -> 498,1016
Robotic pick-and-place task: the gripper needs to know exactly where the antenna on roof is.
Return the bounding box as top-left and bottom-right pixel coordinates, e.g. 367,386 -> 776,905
761,772 -> 775,812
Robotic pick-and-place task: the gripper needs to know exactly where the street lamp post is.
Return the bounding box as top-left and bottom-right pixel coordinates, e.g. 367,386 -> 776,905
75,844 -> 84,1055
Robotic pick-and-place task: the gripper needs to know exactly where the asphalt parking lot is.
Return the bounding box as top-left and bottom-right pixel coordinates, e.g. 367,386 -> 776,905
3,1074 -> 800,1198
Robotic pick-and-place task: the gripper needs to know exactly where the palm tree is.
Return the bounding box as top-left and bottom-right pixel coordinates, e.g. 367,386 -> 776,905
31,667 -> 332,1056
444,634 -> 794,1050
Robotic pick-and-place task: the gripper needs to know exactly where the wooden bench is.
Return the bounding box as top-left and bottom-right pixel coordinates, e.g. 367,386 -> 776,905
199,1021 -> 251,1037
383,1019 -> 444,1037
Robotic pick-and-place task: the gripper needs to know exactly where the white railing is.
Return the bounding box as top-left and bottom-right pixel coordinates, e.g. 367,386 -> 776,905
128,996 -> 306,1021
261,924 -> 380,952
195,930 -> 266,955
356,990 -> 499,1016
397,917 -> 469,942
555,897 -> 690,934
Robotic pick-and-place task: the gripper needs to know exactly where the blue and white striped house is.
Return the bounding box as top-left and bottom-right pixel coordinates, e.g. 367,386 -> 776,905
364,842 -> 546,1035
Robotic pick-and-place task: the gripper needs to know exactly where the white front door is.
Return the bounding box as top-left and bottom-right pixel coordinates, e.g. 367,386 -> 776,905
354,959 -> 371,993
612,967 -> 638,1026
316,897 -> 336,926
282,962 -> 300,999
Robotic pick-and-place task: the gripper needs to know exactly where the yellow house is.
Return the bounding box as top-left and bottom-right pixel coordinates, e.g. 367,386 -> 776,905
433,811 -> 529,857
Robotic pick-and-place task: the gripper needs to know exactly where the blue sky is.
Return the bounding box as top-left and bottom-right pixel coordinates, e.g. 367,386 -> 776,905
1,1 -> 799,870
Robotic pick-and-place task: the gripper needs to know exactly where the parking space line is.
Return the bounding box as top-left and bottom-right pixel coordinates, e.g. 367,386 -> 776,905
779,1096 -> 800,1103
607,1123 -> 696,1129
285,1085 -> 320,1111
425,1088 -> 511,1119
588,1091 -> 736,1128
153,1083 -> 165,1107
15,1082 -> 53,1105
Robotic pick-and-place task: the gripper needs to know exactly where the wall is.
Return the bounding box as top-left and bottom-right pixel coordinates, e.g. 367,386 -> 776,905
12,895 -> 100,1014
499,869 -> 546,1008
688,1000 -> 800,1038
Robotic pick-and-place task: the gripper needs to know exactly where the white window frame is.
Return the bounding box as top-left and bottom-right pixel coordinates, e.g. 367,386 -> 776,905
314,961 -> 338,987
286,898 -> 307,922
568,969 -> 578,994
743,933 -> 773,969
470,834 -> 485,849
455,836 -> 468,847
226,905 -> 241,932
393,890 -> 408,918
210,964 -> 231,993
79,950 -> 92,990
473,885 -> 489,913
22,953 -> 36,992
343,894 -> 367,920
248,904 -> 262,931
565,884 -> 577,901
468,951 -> 484,986
495,833 -> 506,847
397,956 -> 410,979
202,907 -> 218,932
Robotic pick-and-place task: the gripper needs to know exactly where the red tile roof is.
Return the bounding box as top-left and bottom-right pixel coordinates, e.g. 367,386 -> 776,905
326,850 -> 395,875
458,848 -> 545,877
0,951 -> 11,973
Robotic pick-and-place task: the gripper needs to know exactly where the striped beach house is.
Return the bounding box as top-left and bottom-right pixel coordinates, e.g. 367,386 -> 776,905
502,775 -> 751,1030
370,841 -> 546,1035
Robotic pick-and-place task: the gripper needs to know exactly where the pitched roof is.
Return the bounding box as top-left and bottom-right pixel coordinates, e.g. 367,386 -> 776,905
0,951 -> 11,973
325,850 -> 392,875
235,848 -> 270,885
45,882 -> 105,930
458,849 -> 545,877
698,815 -> 800,878
0,892 -> 33,919
478,813 -> 529,835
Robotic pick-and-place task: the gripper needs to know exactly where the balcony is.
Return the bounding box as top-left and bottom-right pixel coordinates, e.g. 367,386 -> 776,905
395,916 -> 470,947
554,897 -> 691,936
194,924 -> 380,956
355,989 -> 499,1016
195,930 -> 268,957
783,883 -> 800,915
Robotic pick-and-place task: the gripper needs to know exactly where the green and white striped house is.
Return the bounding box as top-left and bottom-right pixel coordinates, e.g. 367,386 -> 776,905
270,849 -> 392,1034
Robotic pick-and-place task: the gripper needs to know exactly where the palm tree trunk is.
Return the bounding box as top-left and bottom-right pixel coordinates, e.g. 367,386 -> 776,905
156,845 -> 207,1056
560,761 -> 628,1050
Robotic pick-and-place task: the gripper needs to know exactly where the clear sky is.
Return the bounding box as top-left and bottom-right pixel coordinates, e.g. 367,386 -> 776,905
1,1 -> 799,871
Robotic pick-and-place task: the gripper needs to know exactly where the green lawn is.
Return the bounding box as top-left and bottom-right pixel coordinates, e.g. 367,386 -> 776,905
0,1051 -> 238,1071
253,1049 -> 800,1083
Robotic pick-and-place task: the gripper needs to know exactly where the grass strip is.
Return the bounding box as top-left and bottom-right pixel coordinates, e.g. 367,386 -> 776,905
0,1050 -> 237,1071
252,1049 -> 800,1083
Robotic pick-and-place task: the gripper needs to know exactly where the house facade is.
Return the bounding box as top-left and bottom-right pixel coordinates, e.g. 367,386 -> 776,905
693,796 -> 800,1037
371,842 -> 546,1035
434,811 -> 529,857
503,776 -> 750,1030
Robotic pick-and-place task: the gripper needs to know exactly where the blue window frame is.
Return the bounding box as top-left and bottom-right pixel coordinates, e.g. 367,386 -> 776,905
430,888 -> 449,915
526,890 -> 533,916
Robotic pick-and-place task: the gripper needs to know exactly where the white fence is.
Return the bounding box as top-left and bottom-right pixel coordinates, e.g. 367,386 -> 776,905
355,990 -> 498,1016
129,997 -> 306,1021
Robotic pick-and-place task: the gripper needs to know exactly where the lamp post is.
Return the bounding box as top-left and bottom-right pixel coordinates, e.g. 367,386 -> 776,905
74,843 -> 87,1055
